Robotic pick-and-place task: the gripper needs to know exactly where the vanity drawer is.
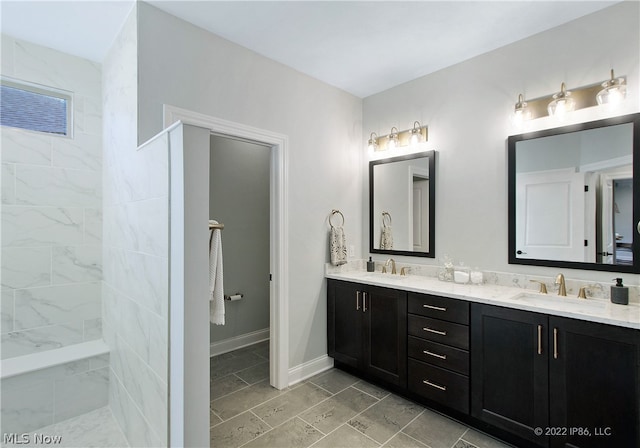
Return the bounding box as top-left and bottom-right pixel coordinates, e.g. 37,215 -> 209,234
408,336 -> 469,375
408,293 -> 469,325
408,358 -> 469,414
408,315 -> 469,350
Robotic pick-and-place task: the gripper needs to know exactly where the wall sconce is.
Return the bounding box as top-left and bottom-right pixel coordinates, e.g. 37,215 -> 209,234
512,69 -> 627,122
596,69 -> 627,106
368,122 -> 428,151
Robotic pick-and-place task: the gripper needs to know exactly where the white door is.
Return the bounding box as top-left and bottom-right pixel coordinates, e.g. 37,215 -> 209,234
516,168 -> 593,262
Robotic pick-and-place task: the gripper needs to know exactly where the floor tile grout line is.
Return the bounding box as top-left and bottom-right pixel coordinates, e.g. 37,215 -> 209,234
297,414 -> 328,437
351,383 -> 391,401
378,408 -> 427,447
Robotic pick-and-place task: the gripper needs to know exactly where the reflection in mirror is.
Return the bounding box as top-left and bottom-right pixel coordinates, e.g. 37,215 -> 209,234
508,113 -> 639,273
370,151 -> 436,257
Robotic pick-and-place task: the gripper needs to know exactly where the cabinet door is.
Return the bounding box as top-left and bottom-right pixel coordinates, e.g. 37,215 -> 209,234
327,280 -> 363,368
471,304 -> 549,446
363,285 -> 407,387
549,317 -> 640,448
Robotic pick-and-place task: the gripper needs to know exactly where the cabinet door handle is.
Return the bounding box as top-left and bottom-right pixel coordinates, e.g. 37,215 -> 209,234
423,379 -> 447,391
424,350 -> 447,360
537,325 -> 543,355
553,327 -> 559,359
423,327 -> 447,336
362,292 -> 367,312
356,291 -> 361,310
423,304 -> 447,312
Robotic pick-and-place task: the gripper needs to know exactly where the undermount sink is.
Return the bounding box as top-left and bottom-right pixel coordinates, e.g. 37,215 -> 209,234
361,272 -> 408,282
511,292 -> 607,311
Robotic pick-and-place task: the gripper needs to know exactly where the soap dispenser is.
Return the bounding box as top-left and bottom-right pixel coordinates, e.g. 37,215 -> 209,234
367,257 -> 375,272
611,278 -> 629,305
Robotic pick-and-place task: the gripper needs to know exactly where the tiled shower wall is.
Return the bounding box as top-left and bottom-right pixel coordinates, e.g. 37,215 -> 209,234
0,35 -> 103,358
102,6 -> 169,446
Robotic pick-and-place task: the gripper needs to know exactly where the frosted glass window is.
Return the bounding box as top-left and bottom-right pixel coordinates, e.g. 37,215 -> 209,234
0,79 -> 71,136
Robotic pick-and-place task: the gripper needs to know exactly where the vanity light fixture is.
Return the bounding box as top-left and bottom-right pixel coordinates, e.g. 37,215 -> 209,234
511,69 -> 627,123
409,121 -> 425,146
547,82 -> 576,119
387,127 -> 400,150
596,69 -> 627,106
367,132 -> 379,152
367,122 -> 428,151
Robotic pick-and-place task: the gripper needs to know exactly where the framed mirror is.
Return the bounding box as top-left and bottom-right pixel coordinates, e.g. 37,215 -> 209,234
370,151 -> 436,257
508,113 -> 640,273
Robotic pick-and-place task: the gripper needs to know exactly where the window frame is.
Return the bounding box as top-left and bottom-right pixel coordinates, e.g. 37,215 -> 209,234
0,76 -> 74,138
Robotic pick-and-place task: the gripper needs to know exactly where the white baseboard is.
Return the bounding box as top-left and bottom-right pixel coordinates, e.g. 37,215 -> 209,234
288,355 -> 334,387
209,328 -> 270,357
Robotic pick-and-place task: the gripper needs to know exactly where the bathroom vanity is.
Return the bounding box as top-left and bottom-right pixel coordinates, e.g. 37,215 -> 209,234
326,270 -> 640,448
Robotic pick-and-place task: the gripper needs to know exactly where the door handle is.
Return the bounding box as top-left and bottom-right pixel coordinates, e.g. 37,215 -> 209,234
537,325 -> 542,355
362,292 -> 367,312
553,327 -> 559,359
356,291 -> 361,311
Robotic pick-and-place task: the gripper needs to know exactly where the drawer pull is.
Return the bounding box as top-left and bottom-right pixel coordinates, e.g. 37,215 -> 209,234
356,291 -> 361,311
423,304 -> 447,312
423,327 -> 447,336
423,379 -> 447,391
423,350 -> 447,360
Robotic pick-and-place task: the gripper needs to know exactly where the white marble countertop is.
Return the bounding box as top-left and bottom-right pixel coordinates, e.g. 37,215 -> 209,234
326,270 -> 640,330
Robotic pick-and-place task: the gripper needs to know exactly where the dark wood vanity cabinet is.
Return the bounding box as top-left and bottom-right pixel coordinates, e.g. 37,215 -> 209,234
471,303 -> 640,448
407,293 -> 470,414
327,279 -> 407,388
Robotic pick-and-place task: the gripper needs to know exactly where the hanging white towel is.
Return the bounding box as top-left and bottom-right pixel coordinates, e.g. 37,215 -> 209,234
209,220 -> 225,325
380,225 -> 393,250
330,226 -> 348,266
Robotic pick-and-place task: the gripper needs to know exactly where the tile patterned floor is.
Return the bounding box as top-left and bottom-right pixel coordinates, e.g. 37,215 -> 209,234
210,342 -> 512,448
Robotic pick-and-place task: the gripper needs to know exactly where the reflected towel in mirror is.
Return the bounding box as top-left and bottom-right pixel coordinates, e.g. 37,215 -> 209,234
209,220 -> 225,325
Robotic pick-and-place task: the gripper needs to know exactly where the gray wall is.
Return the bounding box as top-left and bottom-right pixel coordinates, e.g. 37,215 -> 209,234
209,136 -> 270,343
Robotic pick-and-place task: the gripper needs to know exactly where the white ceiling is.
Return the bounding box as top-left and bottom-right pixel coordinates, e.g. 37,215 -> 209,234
1,1 -> 619,98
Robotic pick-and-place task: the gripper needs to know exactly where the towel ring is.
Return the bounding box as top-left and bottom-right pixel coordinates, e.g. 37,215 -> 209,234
329,209 -> 345,228
382,212 -> 392,227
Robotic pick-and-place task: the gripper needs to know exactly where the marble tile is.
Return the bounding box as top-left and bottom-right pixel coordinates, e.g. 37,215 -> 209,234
211,374 -> 249,401
14,282 -> 101,330
210,411 -> 271,448
348,394 -> 423,444
1,359 -> 90,391
109,332 -> 168,438
89,353 -> 109,370
1,128 -> 52,165
73,95 -> 85,135
2,163 -> 16,204
307,368 -> 360,394
382,432 -> 428,448
460,429 -> 512,448
314,424 -> 381,448
212,379 -> 288,421
54,367 -> 108,423
1,33 -> 15,76
102,246 -> 168,318
52,245 -> 102,284
1,288 -> 14,333
235,361 -> 269,385
253,382 -> 332,428
0,377 -> 54,434
299,387 -> 378,434
402,408 -> 467,448
52,131 -> 102,171
14,39 -> 101,97
109,369 -> 165,448
126,197 -> 169,257
211,351 -> 266,380
1,246 -> 51,289
81,96 -> 102,136
244,417 -> 323,448
102,283 -> 168,382
83,317 -> 102,341
15,165 -> 101,207
2,206 -> 84,247
83,208 -> 102,244
131,133 -> 169,201
0,322 -> 83,359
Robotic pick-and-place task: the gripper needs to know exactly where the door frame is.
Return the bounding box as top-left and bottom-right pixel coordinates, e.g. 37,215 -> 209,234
164,104 -> 289,390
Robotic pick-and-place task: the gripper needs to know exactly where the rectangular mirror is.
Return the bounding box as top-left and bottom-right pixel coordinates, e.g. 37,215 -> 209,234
508,113 -> 640,273
370,151 -> 436,257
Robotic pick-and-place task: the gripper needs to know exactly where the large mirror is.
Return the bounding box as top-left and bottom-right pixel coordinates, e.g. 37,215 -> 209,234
370,151 -> 436,257
508,113 -> 640,273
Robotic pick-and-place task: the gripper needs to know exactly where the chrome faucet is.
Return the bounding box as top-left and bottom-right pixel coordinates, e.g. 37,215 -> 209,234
382,258 -> 397,274
555,273 -> 567,296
